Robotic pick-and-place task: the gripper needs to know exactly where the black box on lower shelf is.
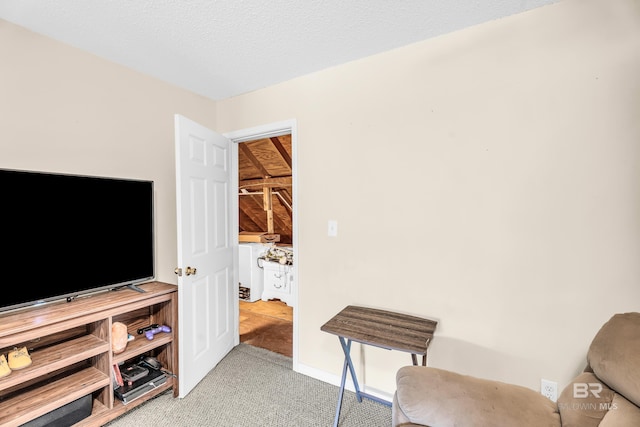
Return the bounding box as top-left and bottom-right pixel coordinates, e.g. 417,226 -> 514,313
22,394 -> 92,427
114,363 -> 167,404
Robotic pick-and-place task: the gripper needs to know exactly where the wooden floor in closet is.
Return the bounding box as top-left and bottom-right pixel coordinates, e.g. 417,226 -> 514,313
239,299 -> 293,357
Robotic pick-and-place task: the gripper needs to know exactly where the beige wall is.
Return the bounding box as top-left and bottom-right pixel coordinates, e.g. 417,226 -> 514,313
2,0 -> 639,400
217,0 -> 640,395
0,19 -> 216,288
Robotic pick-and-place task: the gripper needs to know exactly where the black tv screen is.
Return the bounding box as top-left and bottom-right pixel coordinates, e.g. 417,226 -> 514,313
1,168 -> 154,312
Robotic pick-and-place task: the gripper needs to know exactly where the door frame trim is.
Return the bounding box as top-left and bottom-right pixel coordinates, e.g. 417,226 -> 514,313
224,119 -> 299,369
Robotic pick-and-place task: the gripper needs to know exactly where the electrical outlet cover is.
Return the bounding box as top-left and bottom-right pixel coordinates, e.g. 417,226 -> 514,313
541,379 -> 558,402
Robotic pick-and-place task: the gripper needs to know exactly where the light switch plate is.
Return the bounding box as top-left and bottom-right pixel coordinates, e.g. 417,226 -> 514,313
328,220 -> 338,237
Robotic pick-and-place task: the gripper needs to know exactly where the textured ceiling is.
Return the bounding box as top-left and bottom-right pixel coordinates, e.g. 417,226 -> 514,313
0,0 -> 558,101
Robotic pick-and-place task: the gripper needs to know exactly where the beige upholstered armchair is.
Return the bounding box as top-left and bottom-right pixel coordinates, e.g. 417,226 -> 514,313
393,312 -> 640,427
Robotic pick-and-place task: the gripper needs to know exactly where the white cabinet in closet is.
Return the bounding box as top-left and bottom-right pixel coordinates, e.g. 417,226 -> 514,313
261,261 -> 294,307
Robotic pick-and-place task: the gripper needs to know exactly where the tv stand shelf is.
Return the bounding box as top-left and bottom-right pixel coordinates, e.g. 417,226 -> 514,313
0,281 -> 178,427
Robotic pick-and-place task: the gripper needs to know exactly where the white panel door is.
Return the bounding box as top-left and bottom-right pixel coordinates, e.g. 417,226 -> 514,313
175,114 -> 236,398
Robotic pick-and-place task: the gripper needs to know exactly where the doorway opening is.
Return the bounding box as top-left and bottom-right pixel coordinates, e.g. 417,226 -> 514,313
225,120 -> 298,363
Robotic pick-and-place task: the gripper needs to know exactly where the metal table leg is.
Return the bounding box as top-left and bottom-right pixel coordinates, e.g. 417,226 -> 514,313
332,338 -> 351,427
332,337 -> 392,427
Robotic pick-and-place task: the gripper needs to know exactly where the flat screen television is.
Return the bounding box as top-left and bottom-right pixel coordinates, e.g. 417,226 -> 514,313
0,168 -> 154,312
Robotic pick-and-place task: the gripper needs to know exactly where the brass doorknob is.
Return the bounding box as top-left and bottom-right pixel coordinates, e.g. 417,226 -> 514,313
185,266 -> 197,276
174,267 -> 182,276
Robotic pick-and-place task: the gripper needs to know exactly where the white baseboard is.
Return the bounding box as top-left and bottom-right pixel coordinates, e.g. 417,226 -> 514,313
294,363 -> 394,403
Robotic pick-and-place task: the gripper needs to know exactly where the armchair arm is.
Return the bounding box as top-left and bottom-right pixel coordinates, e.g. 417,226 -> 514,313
393,366 -> 561,427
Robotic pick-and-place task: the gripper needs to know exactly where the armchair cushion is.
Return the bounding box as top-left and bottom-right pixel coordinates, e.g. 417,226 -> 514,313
557,372 -> 614,427
598,393 -> 640,427
394,366 -> 560,427
587,312 -> 640,407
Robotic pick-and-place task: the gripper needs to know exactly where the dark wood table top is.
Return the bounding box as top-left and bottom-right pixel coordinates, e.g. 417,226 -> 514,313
321,305 -> 437,355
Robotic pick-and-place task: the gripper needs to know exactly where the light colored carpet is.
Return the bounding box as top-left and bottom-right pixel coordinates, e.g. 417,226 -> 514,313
105,343 -> 392,426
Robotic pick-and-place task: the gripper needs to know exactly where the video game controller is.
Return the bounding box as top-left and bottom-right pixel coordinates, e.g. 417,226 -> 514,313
137,324 -> 159,335
145,325 -> 171,340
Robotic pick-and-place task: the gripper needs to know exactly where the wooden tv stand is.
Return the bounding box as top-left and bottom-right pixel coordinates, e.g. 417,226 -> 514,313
0,281 -> 178,427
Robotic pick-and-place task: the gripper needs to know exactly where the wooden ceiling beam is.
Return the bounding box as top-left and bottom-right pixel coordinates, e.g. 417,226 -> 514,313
270,136 -> 292,169
276,189 -> 292,207
240,192 -> 290,234
239,143 -> 271,177
239,176 -> 292,190
274,197 -> 293,222
271,209 -> 290,234
239,210 -> 261,232
244,195 -> 267,229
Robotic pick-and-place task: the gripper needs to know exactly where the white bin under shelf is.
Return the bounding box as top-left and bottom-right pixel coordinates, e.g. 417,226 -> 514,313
239,243 -> 267,302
